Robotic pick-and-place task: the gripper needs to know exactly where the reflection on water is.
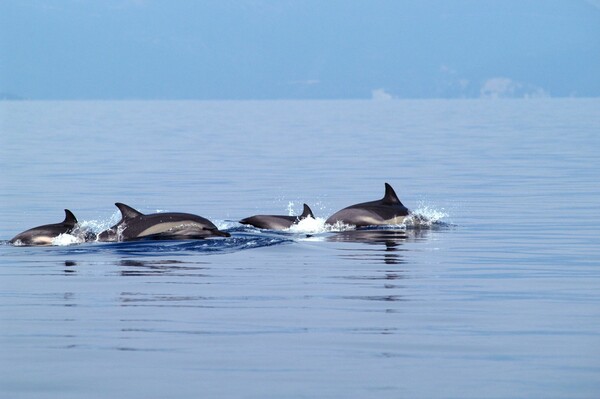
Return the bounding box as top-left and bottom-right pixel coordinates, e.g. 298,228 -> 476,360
325,229 -> 428,304
64,260 -> 77,274
119,291 -> 212,307
328,229 -> 409,244
343,294 -> 405,302
327,229 -> 429,265
61,258 -> 211,277
118,259 -> 210,277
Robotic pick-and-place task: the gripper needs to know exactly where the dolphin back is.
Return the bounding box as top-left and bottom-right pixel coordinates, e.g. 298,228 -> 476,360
240,203 -> 315,230
382,183 -> 404,206
300,204 -> 315,219
325,183 -> 410,227
10,209 -> 79,245
98,205 -> 229,241
115,203 -> 144,222
62,209 -> 78,227
239,215 -> 296,230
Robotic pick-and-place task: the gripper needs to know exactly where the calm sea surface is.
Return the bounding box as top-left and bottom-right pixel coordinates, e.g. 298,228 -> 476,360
1,99 -> 599,398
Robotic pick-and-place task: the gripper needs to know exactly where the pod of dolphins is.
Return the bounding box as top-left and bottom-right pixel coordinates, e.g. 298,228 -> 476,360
8,183 -> 411,246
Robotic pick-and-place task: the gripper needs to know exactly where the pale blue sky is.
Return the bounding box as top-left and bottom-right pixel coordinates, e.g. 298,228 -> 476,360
1,0 -> 599,99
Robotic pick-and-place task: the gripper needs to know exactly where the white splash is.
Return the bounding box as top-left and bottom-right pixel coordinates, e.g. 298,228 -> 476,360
52,233 -> 83,246
216,220 -> 239,231
404,203 -> 449,228
325,220 -> 357,232
286,201 -> 296,216
79,219 -> 111,234
79,210 -> 121,233
286,217 -> 355,234
287,216 -> 325,234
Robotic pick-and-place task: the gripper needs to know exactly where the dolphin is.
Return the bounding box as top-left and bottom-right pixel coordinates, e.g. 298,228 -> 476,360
97,203 -> 230,242
10,209 -> 79,246
325,183 -> 410,227
239,203 -> 315,230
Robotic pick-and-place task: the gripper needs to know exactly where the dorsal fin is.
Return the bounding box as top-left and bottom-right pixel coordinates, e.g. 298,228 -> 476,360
62,209 -> 78,226
300,203 -> 315,219
382,183 -> 404,206
115,202 -> 144,220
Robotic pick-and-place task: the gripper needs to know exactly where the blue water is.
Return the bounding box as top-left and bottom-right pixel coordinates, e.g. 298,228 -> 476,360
1,99 -> 599,398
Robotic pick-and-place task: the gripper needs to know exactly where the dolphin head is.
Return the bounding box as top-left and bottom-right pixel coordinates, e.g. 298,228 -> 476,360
96,227 -> 119,242
95,203 -> 143,242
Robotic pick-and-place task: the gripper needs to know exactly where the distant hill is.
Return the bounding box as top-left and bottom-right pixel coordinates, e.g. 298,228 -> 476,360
0,93 -> 24,100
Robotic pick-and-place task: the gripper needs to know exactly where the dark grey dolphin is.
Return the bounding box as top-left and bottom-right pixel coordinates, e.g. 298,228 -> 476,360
97,203 -> 230,242
325,183 -> 410,227
10,209 -> 78,246
239,203 -> 315,230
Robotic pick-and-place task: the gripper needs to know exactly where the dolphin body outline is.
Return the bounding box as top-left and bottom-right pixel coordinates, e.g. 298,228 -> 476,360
325,183 -> 410,227
10,209 -> 79,246
97,202 -> 230,242
239,203 -> 315,230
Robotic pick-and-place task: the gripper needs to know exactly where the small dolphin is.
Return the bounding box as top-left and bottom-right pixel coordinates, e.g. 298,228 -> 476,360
10,209 -> 79,246
97,203 -> 230,242
325,183 -> 410,227
239,203 -> 315,230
